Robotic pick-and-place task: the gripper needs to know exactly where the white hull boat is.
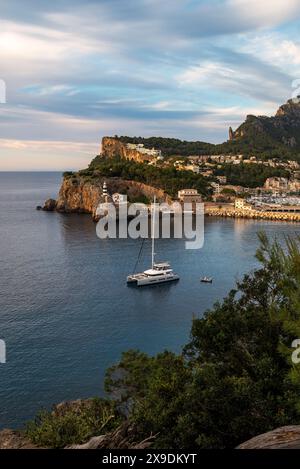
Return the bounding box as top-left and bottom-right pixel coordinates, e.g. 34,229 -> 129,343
127,197 -> 180,287
127,264 -> 180,286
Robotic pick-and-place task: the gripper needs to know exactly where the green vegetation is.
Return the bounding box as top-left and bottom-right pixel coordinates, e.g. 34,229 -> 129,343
88,156 -> 210,198
214,163 -> 289,188
26,398 -> 121,448
118,136 -> 216,157
105,234 -> 300,448
62,171 -> 75,178
26,235 -> 300,449
128,194 -> 150,204
117,134 -> 300,161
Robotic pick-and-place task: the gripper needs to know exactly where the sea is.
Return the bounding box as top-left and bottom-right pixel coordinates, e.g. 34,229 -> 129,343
0,172 -> 299,428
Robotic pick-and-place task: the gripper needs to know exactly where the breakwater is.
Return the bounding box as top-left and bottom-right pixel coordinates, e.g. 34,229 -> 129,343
205,206 -> 300,222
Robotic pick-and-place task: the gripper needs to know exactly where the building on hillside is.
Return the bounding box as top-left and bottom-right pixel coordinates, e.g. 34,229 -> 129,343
234,198 -> 252,211
288,179 -> 300,193
263,177 -> 300,194
185,164 -> 200,174
178,189 -> 202,203
125,143 -> 162,159
175,163 -> 200,173
216,175 -> 227,184
112,193 -> 127,204
200,169 -> 213,177
264,177 -> 289,193
210,182 -> 221,195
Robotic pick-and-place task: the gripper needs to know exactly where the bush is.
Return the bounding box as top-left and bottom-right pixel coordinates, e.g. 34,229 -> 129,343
26,398 -> 122,448
63,171 -> 74,178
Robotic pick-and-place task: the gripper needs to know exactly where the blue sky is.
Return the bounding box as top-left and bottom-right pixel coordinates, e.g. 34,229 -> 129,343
0,0 -> 300,170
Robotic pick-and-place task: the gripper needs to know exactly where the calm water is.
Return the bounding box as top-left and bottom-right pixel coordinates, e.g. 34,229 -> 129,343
0,172 -> 300,429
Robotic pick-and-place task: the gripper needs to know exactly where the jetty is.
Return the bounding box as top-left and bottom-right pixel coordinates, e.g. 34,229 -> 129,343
205,202 -> 300,222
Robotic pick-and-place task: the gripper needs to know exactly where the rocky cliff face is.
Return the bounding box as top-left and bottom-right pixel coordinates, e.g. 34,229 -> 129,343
237,425 -> 300,449
47,175 -> 171,219
55,177 -> 103,217
231,98 -> 300,149
101,136 -> 153,163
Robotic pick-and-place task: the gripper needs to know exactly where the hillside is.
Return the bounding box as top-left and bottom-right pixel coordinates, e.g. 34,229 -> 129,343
117,98 -> 300,160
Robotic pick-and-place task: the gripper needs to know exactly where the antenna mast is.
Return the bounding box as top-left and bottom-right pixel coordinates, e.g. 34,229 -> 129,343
151,196 -> 156,268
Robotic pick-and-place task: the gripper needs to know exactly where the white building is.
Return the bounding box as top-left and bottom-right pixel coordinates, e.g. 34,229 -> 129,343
126,143 -> 162,158
112,193 -> 127,204
235,198 -> 252,210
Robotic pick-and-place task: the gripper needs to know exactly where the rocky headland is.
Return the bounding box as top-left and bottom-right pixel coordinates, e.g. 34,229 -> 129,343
43,175 -> 171,220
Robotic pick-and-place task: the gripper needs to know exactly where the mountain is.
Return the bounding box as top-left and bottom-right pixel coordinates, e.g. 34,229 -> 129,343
228,97 -> 300,158
117,98 -> 300,160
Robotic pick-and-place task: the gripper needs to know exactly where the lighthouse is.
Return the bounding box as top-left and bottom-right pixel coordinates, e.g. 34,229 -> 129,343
102,181 -> 108,202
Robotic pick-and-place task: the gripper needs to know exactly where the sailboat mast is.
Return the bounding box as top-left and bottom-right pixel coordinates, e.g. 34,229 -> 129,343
151,196 -> 156,268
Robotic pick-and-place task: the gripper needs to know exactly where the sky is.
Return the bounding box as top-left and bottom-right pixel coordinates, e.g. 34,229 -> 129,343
0,0 -> 300,170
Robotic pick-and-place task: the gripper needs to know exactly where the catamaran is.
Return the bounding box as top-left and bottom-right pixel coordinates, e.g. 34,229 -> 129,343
127,198 -> 180,287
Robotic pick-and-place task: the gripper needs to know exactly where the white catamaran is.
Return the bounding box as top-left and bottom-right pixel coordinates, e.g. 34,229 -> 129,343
127,198 -> 180,287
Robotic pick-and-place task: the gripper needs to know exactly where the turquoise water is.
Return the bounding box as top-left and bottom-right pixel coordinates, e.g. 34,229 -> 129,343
0,172 -> 299,429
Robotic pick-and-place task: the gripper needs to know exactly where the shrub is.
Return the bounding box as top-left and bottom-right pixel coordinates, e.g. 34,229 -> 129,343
26,398 -> 122,448
63,171 -> 74,178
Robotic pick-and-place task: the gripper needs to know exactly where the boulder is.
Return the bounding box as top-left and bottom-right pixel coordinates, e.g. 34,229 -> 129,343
0,429 -> 40,449
43,198 -> 57,211
66,421 -> 156,449
237,426 -> 300,449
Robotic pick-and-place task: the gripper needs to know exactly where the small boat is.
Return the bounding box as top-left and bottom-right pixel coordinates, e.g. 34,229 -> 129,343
127,197 -> 180,287
200,276 -> 213,283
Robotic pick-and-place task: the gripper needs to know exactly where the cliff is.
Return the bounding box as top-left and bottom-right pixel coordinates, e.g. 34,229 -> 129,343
101,136 -> 154,163
46,175 -> 171,219
55,176 -> 103,217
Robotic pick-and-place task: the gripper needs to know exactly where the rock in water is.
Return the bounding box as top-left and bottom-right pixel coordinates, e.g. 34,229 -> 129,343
43,198 -> 57,211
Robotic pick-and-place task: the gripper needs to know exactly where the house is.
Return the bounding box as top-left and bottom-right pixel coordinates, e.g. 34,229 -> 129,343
235,198 -> 252,210
112,193 -> 127,204
185,164 -> 200,174
178,189 -> 202,203
211,182 -> 221,194
264,177 -> 289,193
216,175 -> 227,184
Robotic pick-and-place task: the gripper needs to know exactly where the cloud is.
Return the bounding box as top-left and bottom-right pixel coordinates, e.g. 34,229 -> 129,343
176,43 -> 293,106
1,0 -> 300,169
241,33 -> 300,69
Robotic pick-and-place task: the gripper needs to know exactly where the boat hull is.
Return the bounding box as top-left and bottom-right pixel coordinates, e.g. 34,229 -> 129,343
127,273 -> 180,286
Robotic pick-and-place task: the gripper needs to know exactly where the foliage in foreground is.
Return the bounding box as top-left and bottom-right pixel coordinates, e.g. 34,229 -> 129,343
27,234 -> 300,448
105,234 -> 300,448
26,398 -> 121,448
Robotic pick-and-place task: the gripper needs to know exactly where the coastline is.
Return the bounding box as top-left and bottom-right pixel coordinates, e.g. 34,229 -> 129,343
42,176 -> 300,223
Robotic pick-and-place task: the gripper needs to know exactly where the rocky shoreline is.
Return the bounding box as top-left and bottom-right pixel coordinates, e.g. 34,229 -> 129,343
42,176 -> 300,224
41,175 -> 171,220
